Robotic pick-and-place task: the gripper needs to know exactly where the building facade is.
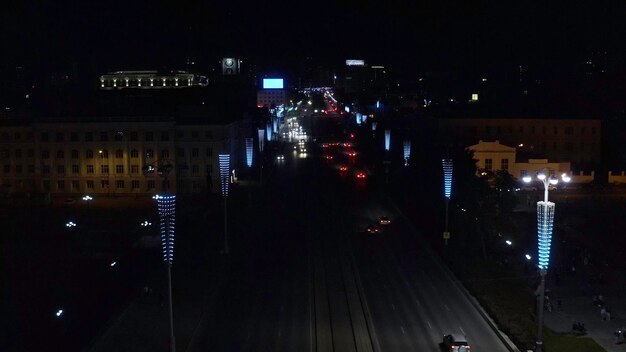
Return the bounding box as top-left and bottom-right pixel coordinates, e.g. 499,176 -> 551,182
439,118 -> 601,170
0,118 -> 253,196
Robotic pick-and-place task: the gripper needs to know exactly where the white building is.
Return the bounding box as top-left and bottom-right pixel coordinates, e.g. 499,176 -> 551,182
467,140 -> 571,181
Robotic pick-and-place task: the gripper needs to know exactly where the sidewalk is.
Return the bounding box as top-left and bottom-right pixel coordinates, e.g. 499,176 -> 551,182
541,263 -> 626,352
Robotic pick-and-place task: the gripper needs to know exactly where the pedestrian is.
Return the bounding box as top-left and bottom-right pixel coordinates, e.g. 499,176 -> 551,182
601,307 -> 607,321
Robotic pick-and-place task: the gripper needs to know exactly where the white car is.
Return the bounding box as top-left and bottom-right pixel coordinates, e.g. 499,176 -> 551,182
276,154 -> 285,161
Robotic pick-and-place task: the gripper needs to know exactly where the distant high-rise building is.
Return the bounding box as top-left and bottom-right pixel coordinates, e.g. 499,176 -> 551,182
221,58 -> 241,75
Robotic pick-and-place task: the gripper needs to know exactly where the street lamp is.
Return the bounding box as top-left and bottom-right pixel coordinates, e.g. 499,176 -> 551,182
245,138 -> 253,168
403,140 -> 411,166
145,159 -> 176,352
524,169 -> 569,352
384,129 -> 391,151
219,154 -> 231,254
442,159 -> 453,245
154,193 -> 176,352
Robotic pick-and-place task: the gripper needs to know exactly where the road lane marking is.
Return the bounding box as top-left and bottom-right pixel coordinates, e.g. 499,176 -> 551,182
459,326 -> 465,335
427,321 -> 432,329
444,304 -> 450,311
401,326 -> 406,335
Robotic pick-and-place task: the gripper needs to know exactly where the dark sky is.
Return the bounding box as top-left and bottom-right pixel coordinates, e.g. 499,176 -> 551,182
3,0 -> 626,75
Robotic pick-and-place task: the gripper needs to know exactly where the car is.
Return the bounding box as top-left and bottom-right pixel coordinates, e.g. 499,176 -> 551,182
348,151 -> 357,157
276,154 -> 285,161
356,172 -> 366,179
442,334 -> 470,351
379,216 -> 391,225
300,147 -> 307,153
366,225 -> 381,234
339,165 -> 348,172
325,155 -> 334,160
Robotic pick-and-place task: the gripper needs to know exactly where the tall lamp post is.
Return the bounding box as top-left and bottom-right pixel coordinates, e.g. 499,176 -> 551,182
442,159 -> 453,245
523,169 -> 570,352
145,159 -> 176,352
219,154 -> 231,254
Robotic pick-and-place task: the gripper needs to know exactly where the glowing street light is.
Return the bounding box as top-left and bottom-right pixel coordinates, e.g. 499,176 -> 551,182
55,309 -> 63,318
245,137 -> 253,167
403,140 -> 411,166
384,129 -> 391,151
523,168 -> 569,352
155,193 -> 176,352
442,159 -> 453,245
219,154 -> 231,254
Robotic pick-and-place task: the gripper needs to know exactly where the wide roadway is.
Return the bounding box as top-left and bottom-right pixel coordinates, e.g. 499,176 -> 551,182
189,114 -> 511,351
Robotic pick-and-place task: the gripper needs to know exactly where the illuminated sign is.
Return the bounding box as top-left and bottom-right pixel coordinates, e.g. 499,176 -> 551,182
471,93 -> 479,101
263,78 -> 284,89
346,59 -> 365,66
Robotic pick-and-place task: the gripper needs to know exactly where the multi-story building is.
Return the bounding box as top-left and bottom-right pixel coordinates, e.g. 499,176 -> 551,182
438,118 -> 601,170
99,70 -> 208,90
0,118 -> 253,196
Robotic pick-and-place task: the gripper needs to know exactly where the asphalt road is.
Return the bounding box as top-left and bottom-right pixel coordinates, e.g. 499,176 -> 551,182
189,111 -> 512,351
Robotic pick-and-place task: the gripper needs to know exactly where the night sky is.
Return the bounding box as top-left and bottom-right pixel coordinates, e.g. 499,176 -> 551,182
2,0 -> 626,74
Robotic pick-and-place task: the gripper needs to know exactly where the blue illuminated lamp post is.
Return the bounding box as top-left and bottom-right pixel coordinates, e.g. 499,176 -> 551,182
523,169 -> 570,352
442,159 -> 453,245
403,140 -> 411,166
245,138 -> 253,168
219,154 -> 231,254
145,159 -> 176,352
